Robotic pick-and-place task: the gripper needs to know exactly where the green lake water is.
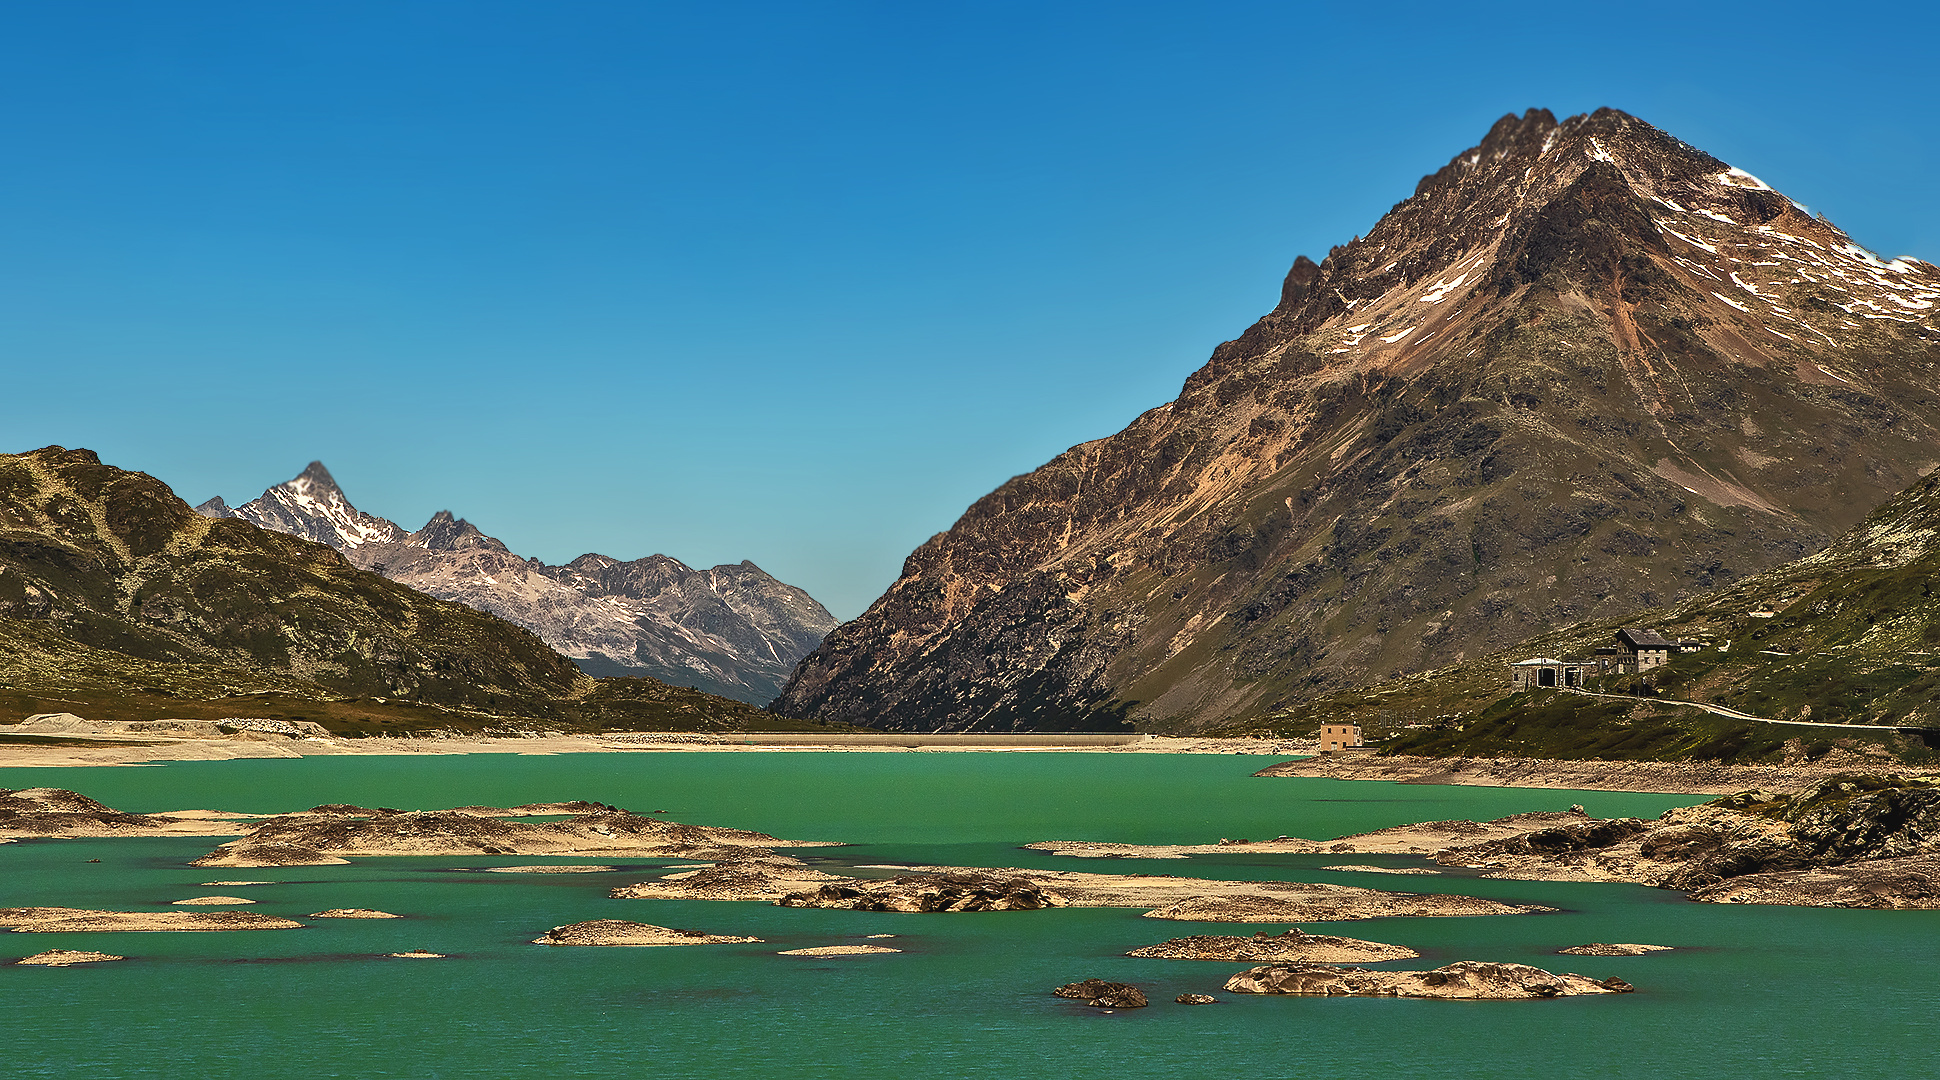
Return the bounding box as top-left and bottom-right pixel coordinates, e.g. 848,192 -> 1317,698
2,752 -> 1936,1079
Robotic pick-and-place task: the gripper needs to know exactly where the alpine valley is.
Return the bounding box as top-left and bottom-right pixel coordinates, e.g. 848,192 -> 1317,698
197,462 -> 837,705
774,108 -> 1940,733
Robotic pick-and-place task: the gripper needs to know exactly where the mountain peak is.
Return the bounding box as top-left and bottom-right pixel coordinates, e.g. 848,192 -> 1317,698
1247,106 -> 1937,379
225,461 -> 406,551
294,461 -> 339,492
409,510 -> 507,554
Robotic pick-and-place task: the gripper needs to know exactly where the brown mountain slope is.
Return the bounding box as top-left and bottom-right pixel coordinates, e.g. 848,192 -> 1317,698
774,107 -> 1940,732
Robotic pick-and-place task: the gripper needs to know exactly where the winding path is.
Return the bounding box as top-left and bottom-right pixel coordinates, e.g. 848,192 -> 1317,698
1561,687 -> 1932,734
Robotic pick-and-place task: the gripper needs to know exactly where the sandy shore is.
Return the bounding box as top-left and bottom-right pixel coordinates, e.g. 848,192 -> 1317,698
0,730 -> 1315,768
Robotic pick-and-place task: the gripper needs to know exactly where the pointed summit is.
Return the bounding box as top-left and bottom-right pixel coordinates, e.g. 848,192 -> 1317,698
293,461 -> 341,493
409,510 -> 509,554
226,462 -> 406,551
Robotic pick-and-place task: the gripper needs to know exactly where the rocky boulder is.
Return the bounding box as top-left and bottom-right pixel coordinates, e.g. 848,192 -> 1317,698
1053,979 -> 1148,1008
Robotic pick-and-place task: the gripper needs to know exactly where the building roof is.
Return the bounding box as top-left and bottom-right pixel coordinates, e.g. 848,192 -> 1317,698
1512,657 -> 1566,666
1617,628 -> 1675,649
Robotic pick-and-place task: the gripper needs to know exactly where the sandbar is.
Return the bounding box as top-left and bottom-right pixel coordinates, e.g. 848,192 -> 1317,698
15,950 -> 125,966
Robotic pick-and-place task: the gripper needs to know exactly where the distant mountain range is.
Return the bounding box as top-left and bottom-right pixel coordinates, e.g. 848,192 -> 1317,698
195,462 -> 836,704
774,107 -> 1940,733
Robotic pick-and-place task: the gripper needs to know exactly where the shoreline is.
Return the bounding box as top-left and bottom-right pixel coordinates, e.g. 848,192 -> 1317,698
0,731 -> 1317,769
1258,753 -> 1935,795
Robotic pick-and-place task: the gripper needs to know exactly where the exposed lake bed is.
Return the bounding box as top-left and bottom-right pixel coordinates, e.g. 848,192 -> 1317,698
4,753 -> 1938,1078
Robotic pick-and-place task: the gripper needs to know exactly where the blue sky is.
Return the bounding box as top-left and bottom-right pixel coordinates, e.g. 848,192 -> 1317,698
3,1 -> 1936,619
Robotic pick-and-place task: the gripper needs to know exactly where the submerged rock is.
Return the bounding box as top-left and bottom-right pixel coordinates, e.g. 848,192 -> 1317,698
1175,993 -> 1218,1005
1224,960 -> 1634,999
1559,943 -> 1671,956
1053,979 -> 1149,1008
309,909 -> 400,919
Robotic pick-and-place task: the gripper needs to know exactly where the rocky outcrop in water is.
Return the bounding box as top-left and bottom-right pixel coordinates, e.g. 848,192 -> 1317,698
1559,943 -> 1670,956
14,950 -> 126,966
1224,961 -> 1633,999
1053,979 -> 1149,1008
1128,928 -> 1419,962
1435,775 -> 1940,908
0,907 -> 303,932
191,802 -> 810,866
778,872 -> 1055,912
532,920 -> 762,946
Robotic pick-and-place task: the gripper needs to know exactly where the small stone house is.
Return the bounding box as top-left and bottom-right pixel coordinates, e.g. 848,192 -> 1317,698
1318,723 -> 1363,752
1616,628 -> 1676,672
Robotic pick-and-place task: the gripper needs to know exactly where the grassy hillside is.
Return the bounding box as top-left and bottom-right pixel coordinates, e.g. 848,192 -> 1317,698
1209,470 -> 1940,764
0,447 -> 849,735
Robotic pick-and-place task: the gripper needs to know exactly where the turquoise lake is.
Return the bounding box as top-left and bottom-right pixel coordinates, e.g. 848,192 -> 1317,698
3,752 -> 1937,1079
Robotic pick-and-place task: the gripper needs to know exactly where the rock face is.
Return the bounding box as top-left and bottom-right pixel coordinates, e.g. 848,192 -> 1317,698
1053,979 -> 1149,1008
774,107 -> 1940,731
1223,961 -> 1632,999
199,462 -> 837,704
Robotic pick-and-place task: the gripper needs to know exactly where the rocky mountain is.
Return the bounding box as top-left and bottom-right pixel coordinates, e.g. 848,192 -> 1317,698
197,463 -> 836,704
774,107 -> 1940,733
0,446 -> 806,733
